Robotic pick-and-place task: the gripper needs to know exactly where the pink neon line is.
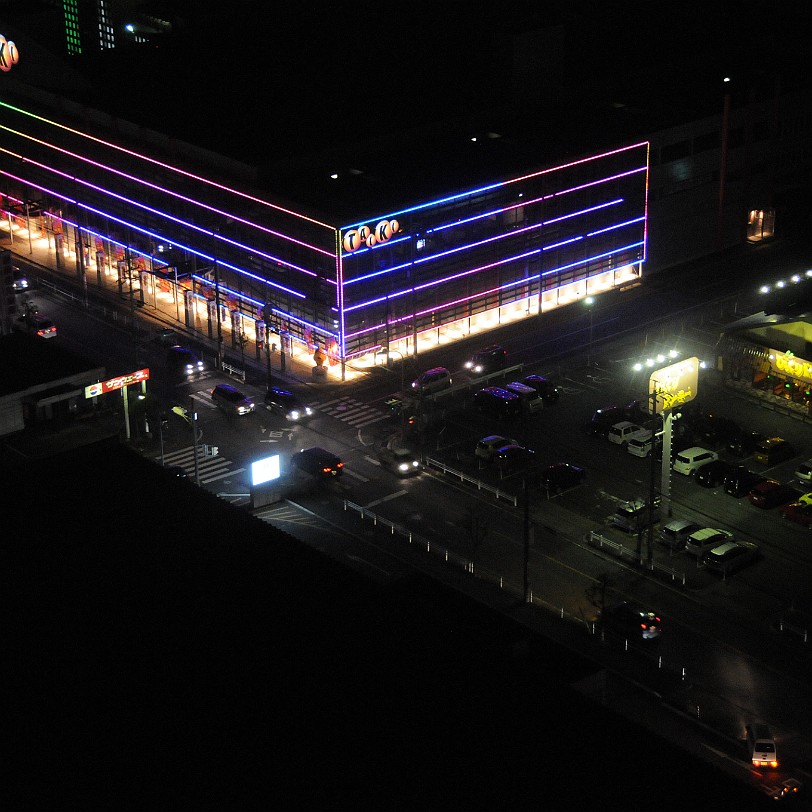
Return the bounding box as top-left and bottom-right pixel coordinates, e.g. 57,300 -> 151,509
0,99 -> 335,230
0,123 -> 334,257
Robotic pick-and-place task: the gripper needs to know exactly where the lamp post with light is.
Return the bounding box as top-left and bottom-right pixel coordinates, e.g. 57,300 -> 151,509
584,296 -> 595,367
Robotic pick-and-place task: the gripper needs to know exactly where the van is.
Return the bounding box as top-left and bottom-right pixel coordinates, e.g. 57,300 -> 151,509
611,497 -> 660,533
520,374 -> 560,404
505,381 -> 545,413
464,344 -> 507,375
672,446 -> 718,476
410,366 -> 452,395
746,723 -> 778,768
473,386 -> 521,418
608,421 -> 648,446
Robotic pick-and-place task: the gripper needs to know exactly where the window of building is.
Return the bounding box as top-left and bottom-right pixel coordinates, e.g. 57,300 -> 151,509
746,208 -> 775,243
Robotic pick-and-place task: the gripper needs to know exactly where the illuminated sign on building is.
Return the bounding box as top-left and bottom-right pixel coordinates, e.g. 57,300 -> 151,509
771,350 -> 812,384
84,368 -> 150,398
648,357 -> 699,413
0,36 -> 19,72
342,219 -> 401,253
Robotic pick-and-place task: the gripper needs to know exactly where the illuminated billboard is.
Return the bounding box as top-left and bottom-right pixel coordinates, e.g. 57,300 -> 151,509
251,454 -> 281,486
648,357 -> 699,414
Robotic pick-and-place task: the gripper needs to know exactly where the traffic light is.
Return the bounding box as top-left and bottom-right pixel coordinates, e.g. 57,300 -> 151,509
0,249 -> 16,333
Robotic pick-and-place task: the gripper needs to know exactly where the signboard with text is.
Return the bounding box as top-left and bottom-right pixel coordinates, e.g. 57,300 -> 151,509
648,357 -> 698,414
85,368 -> 149,398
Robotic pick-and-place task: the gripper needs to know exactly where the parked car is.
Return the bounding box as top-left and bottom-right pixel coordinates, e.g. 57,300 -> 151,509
658,519 -> 702,551
753,436 -> 796,466
504,381 -> 545,413
611,497 -> 660,533
795,459 -> 812,483
211,383 -> 255,416
494,443 -> 535,473
464,344 -> 507,375
264,386 -> 313,421
598,601 -> 663,641
377,446 -> 421,476
473,386 -> 521,419
695,414 -> 741,448
290,446 -> 344,478
724,467 -> 768,498
685,527 -> 734,557
586,403 -> 648,437
166,345 -> 205,378
672,446 -> 718,476
627,431 -> 661,458
608,421 -> 649,447
475,435 -> 518,461
747,479 -> 801,509
410,366 -> 452,395
539,462 -> 586,493
520,374 -> 560,404
727,430 -> 766,457
695,459 -> 738,488
780,501 -> 812,528
701,540 -> 759,575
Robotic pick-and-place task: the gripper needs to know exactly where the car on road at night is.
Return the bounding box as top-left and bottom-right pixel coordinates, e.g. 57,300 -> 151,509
166,345 -> 205,379
410,366 -> 452,395
747,479 -> 800,509
780,501 -> 812,528
538,462 -> 586,493
464,344 -> 507,376
598,601 -> 663,642
211,383 -> 255,416
377,446 -> 421,476
685,527 -> 734,557
20,313 -> 57,339
290,446 -> 344,478
701,539 -> 760,576
264,387 -> 313,421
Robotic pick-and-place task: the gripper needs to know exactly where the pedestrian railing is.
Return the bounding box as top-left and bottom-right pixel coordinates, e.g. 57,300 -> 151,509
423,457 -> 518,505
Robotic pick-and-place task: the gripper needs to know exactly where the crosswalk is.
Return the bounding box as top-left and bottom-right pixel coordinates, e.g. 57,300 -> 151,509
156,446 -> 245,485
307,395 -> 391,428
189,390 -> 391,428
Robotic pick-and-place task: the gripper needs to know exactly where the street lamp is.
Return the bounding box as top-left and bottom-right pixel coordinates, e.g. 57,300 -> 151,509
584,296 -> 595,367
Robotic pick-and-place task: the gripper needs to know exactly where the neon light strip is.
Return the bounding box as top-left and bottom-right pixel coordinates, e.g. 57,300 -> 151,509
587,216 -> 645,237
539,242 -> 645,276
345,197 -> 627,282
270,306 -> 338,340
343,249 -> 539,313
1,147 -> 327,279
340,141 -> 649,230
3,170 -> 308,299
542,236 -> 583,251
0,123 -> 336,258
0,99 -> 335,230
343,242 -> 644,339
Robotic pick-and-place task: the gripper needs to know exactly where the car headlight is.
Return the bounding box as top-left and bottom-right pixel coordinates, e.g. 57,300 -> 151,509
304,406 -> 313,416
397,462 -> 410,472
289,410 -> 300,420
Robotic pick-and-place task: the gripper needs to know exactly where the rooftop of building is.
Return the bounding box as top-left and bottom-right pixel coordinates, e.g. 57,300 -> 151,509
2,3 -> 810,224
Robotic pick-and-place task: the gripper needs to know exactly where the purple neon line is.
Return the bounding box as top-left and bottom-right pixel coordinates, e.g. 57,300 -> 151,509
340,141 -> 649,230
335,233 -> 346,357
190,276 -> 266,310
343,240 -> 644,335
343,249 -> 539,313
538,242 -> 645,277
542,236 -> 583,251
3,149 -> 324,279
4,169 -> 308,299
0,99 -> 335,231
0,123 -> 336,258
270,306 -> 338,340
587,216 -> 645,237
544,199 -> 624,225
346,260 -> 413,285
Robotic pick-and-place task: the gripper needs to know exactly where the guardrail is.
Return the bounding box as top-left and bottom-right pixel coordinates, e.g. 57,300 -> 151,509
424,457 -> 518,505
221,360 -> 246,383
586,531 -> 687,586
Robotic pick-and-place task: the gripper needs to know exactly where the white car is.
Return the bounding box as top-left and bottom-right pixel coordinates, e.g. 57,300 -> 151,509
626,431 -> 661,458
672,446 -> 718,476
685,527 -> 733,557
608,421 -> 649,446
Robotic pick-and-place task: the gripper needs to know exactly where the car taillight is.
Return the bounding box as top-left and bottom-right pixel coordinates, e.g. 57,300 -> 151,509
337,461 -> 344,469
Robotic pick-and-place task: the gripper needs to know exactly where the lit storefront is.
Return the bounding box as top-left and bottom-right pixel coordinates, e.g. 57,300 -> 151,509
0,96 -> 649,378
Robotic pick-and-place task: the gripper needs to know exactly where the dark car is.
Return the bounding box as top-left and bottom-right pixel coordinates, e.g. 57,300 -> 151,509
701,540 -> 760,576
166,345 -> 205,378
753,436 -> 796,466
695,459 -> 738,488
211,383 -> 255,416
464,344 -> 507,376
747,479 -> 800,509
724,467 -> 768,498
598,601 -> 663,642
586,406 -> 627,437
727,430 -> 766,457
12,266 -> 29,291
539,462 -> 586,493
780,501 -> 812,528
520,374 -> 560,404
19,313 -> 57,338
264,387 -> 313,421
494,444 -> 535,473
473,386 -> 521,419
290,446 -> 344,478
695,414 -> 741,448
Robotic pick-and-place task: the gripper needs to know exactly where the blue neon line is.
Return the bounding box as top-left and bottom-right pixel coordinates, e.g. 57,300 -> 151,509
538,242 -> 645,277
340,142 -> 648,230
542,236 -> 583,251
586,216 -> 645,237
